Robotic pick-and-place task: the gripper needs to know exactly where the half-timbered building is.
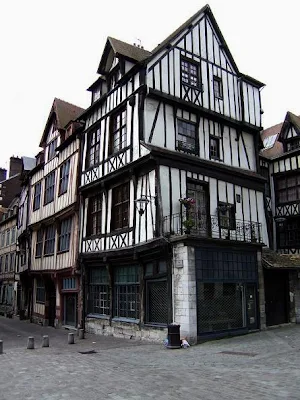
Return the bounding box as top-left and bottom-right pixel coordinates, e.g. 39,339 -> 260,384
79,5 -> 268,342
260,112 -> 300,327
28,98 -> 84,327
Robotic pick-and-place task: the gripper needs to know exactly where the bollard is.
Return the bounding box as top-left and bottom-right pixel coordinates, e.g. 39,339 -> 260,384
42,335 -> 49,347
0,340 -> 3,354
68,332 -> 75,344
78,329 -> 84,340
27,336 -> 35,349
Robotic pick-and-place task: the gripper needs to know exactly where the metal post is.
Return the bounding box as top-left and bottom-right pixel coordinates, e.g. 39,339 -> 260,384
68,332 -> 74,344
78,329 -> 84,340
42,335 -> 49,347
27,337 -> 34,349
0,340 -> 3,354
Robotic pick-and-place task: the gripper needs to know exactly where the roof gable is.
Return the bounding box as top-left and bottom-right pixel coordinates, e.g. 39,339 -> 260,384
97,37 -> 151,75
279,112 -> 300,141
39,98 -> 84,147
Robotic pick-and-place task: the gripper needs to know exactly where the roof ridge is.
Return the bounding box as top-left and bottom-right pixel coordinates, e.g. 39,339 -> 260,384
54,97 -> 85,111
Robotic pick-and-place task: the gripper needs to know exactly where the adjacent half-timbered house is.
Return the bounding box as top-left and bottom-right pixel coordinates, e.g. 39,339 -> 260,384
260,111 -> 300,327
28,98 -> 84,327
0,198 -> 18,316
79,5 -> 268,342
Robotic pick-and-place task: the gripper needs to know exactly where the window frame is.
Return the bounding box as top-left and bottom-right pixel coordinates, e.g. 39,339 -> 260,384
44,171 -> 56,205
87,195 -> 102,237
111,183 -> 130,231
58,217 -> 72,253
47,138 -> 58,161
176,118 -> 198,155
58,159 -> 70,196
35,229 -> 44,258
33,181 -> 42,211
44,225 -> 56,256
87,128 -> 101,168
109,108 -> 127,155
218,202 -> 236,230
278,218 -> 300,248
113,265 -> 140,320
180,57 -> 201,89
36,278 -> 45,304
213,76 -> 223,99
275,174 -> 300,205
88,267 -> 110,316
209,136 -> 221,160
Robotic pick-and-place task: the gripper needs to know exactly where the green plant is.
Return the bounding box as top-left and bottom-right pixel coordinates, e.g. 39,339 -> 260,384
183,218 -> 195,230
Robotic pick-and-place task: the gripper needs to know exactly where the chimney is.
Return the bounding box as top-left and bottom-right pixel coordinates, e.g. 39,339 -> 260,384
0,168 -> 7,182
9,156 -> 22,178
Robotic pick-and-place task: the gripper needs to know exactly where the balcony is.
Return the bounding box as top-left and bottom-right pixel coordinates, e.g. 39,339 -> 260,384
163,212 -> 263,244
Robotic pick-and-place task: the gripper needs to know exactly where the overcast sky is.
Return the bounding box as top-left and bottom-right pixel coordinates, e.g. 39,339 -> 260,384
0,0 -> 299,170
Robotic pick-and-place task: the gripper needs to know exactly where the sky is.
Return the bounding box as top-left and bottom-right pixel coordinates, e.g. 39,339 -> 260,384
0,0 -> 299,170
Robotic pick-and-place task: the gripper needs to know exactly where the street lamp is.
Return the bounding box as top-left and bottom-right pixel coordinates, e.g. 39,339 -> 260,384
134,195 -> 155,216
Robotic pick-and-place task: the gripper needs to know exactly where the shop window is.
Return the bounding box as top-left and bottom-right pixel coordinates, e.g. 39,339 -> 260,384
88,267 -> 110,316
114,266 -> 139,320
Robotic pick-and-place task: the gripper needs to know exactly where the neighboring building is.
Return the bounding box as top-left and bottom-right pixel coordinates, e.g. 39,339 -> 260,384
79,5 -> 268,343
28,98 -> 84,327
0,157 -> 25,212
260,111 -> 300,327
0,197 -> 18,316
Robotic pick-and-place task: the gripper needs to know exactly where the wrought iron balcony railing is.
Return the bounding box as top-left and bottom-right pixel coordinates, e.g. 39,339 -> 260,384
163,212 -> 263,243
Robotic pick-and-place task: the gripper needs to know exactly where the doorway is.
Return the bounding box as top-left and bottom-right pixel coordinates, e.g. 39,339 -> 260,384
45,279 -> 56,327
187,181 -> 209,236
264,269 -> 289,326
64,294 -> 77,327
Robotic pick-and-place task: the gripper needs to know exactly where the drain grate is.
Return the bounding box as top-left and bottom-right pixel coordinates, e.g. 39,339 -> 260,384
219,351 -> 257,357
78,350 -> 97,355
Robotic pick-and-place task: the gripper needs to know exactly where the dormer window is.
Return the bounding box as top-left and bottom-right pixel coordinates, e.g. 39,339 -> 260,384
93,87 -> 101,103
108,68 -> 120,91
286,137 -> 300,151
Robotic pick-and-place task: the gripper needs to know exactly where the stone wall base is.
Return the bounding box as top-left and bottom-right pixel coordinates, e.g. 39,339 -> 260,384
86,318 -> 167,342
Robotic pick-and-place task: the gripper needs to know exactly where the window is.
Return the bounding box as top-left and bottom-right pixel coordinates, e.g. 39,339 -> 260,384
33,182 -> 42,211
88,268 -> 110,315
62,277 -> 76,290
181,58 -> 199,88
48,138 -> 58,161
6,229 -> 10,246
108,68 -> 120,91
58,218 -> 72,252
44,225 -> 55,255
35,229 -> 43,258
88,128 -> 101,167
176,119 -> 197,154
109,109 -> 127,155
10,253 -> 15,272
87,195 -> 102,236
145,261 -> 168,325
11,227 -> 16,244
213,76 -> 223,99
278,218 -> 300,248
36,278 -> 45,304
286,138 -> 300,152
4,254 -> 9,272
210,136 -> 221,159
114,266 -> 139,319
59,159 -> 70,195
0,256 -> 2,272
276,175 -> 300,204
111,183 -> 129,231
44,171 -> 55,205
1,232 -> 4,248
218,202 -> 236,230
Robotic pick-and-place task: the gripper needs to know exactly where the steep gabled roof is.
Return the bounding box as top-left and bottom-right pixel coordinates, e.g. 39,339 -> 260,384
97,37 -> 151,74
39,98 -> 85,147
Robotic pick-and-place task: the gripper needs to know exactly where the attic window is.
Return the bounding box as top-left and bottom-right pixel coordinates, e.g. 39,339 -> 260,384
108,68 -> 120,91
286,138 -> 300,152
181,58 -> 200,88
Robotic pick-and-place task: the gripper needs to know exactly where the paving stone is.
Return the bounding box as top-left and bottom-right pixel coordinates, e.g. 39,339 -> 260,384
0,316 -> 300,399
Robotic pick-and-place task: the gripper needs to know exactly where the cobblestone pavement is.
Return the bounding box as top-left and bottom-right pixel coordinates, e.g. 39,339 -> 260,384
1,317 -> 300,400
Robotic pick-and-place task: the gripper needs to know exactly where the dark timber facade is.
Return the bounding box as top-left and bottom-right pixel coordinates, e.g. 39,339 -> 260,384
79,5 -> 268,342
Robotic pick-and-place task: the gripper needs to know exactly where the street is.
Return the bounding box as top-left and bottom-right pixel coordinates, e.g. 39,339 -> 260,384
0,317 -> 300,400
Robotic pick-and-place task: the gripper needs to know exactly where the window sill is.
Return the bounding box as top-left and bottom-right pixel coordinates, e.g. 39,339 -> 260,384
182,83 -> 203,92
112,317 -> 139,324
44,253 -> 55,257
87,313 -> 110,320
35,256 -> 42,259
58,191 -> 67,197
57,250 -> 69,255
44,200 -> 54,206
